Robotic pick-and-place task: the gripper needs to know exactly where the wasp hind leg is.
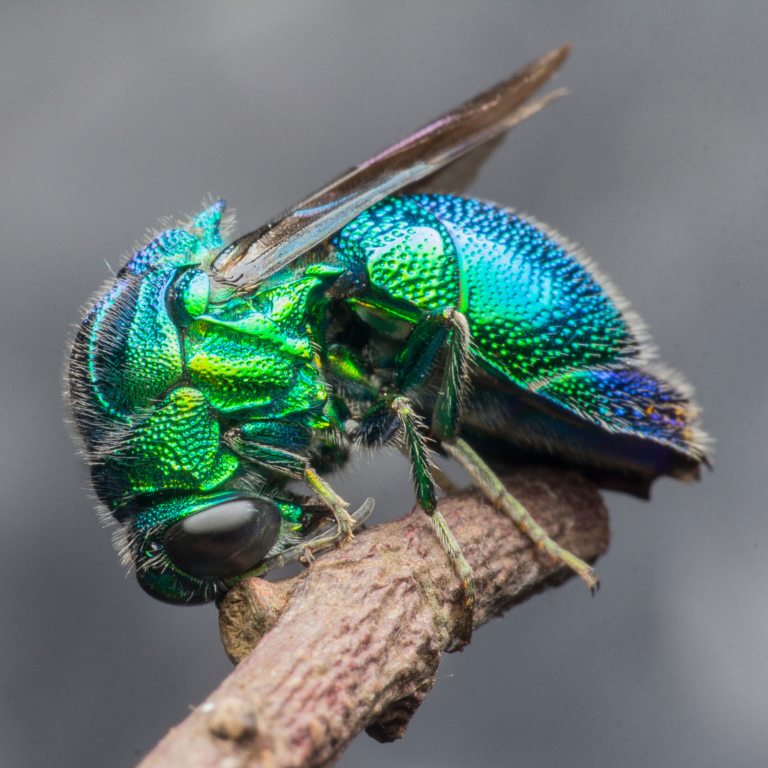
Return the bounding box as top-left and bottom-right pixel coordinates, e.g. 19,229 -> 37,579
358,393 -> 476,647
418,311 -> 599,593
396,309 -> 476,644
442,438 -> 599,593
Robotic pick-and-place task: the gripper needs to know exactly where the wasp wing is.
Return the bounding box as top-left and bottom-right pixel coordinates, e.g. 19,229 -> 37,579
213,45 -> 570,290
404,86 -> 564,196
404,134 -> 508,197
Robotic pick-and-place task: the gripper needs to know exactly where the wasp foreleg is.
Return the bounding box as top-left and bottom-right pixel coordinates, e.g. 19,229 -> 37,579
228,498 -> 375,581
442,438 -> 599,593
304,467 -> 357,545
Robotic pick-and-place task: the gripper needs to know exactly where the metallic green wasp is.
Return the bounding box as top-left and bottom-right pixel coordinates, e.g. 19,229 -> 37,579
69,46 -> 708,619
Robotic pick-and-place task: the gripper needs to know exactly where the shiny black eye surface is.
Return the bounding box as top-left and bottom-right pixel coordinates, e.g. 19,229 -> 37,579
163,498 -> 281,580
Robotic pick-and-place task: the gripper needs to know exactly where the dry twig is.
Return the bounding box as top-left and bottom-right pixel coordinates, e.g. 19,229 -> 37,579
137,467 -> 609,768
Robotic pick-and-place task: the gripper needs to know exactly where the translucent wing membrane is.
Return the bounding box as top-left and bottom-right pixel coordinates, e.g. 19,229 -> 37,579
212,45 -> 571,291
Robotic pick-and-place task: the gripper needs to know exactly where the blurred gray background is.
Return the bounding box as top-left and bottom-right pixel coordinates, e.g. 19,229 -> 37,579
1,2 -> 766,766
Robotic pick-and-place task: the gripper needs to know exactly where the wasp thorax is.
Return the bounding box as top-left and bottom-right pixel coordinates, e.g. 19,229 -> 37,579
162,498 -> 281,579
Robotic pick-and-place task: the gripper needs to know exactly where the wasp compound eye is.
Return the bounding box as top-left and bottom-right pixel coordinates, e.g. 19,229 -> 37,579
163,498 -> 281,579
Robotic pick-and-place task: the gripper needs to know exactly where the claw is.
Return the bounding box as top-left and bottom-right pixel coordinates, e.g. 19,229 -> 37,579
305,497 -> 375,556
335,497 -> 374,544
336,507 -> 357,545
300,547 -> 315,564
557,549 -> 600,594
304,468 -> 367,547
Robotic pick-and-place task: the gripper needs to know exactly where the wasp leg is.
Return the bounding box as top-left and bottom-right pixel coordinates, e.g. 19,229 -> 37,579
224,418 -> 311,476
304,467 -> 357,544
399,309 -> 597,592
400,310 -> 477,638
392,306 -> 473,442
427,507 -> 476,649
359,395 -> 476,646
443,438 -> 599,593
393,396 -> 476,647
396,310 -> 454,393
430,309 -> 472,442
395,308 -> 472,427
229,498 -> 375,581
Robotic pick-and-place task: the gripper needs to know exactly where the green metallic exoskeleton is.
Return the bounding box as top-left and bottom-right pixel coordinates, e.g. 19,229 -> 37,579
68,47 -> 708,618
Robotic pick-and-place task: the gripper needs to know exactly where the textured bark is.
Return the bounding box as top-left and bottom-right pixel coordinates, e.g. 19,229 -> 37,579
137,467 -> 610,768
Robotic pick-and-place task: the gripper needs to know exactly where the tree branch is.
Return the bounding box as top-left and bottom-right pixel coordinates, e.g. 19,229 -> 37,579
136,467 -> 609,768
